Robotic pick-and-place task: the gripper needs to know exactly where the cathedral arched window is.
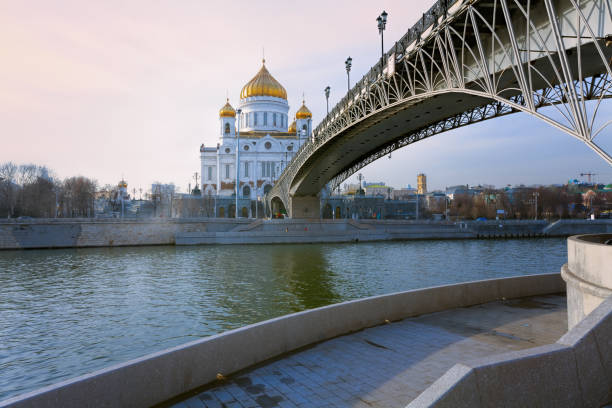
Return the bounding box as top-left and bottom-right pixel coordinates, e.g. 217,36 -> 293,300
224,123 -> 230,134
273,113 -> 277,127
264,112 -> 268,126
254,113 -> 258,126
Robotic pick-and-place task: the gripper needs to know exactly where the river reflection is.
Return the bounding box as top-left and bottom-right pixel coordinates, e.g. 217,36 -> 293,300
0,238 -> 566,400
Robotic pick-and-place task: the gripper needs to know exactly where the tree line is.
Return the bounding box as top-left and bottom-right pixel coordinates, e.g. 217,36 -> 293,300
427,185 -> 609,220
0,162 -> 97,218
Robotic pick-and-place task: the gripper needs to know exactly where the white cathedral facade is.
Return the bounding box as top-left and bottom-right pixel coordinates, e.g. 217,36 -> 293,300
200,59 -> 313,216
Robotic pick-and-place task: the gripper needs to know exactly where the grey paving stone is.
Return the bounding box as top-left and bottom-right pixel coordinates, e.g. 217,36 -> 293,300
184,396 -> 207,408
171,295 -> 567,408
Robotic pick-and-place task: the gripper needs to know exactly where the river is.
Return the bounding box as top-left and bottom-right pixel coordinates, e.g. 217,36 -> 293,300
0,238 -> 567,401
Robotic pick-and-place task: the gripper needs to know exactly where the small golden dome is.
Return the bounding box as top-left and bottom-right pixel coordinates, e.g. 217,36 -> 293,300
240,59 -> 287,100
295,101 -> 312,119
219,99 -> 236,117
118,180 -> 127,188
288,120 -> 296,133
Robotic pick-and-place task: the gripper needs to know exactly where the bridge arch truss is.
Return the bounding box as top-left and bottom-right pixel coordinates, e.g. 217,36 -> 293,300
269,0 -> 612,217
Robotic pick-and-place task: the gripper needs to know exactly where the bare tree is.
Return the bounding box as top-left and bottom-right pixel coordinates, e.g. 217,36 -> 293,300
0,162 -> 18,217
203,190 -> 214,217
60,176 -> 97,217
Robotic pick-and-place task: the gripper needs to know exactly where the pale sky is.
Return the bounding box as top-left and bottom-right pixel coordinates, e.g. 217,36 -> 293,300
1,0 -> 611,194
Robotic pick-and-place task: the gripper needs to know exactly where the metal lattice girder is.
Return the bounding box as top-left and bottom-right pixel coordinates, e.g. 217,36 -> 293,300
268,0 -> 612,216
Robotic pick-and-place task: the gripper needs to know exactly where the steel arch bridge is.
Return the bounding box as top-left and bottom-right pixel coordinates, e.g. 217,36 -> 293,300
268,0 -> 612,218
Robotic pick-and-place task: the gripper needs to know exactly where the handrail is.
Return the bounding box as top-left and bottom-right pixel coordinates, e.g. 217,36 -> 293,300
273,0 -> 463,192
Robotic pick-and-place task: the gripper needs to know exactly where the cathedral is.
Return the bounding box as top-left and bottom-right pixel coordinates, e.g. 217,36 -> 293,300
199,59 -> 313,217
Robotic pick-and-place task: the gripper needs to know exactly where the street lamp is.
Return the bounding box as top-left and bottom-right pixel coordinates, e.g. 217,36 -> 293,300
377,11 -> 388,69
345,57 -> 352,92
324,86 -> 330,115
235,108 -> 242,218
533,191 -> 539,220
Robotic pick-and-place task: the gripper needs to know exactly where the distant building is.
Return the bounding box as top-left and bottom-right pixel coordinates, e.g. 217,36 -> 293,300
151,183 -> 175,200
321,195 -> 416,220
417,173 -> 427,195
446,185 -> 470,200
424,191 -> 447,210
391,188 -> 416,200
365,184 -> 392,198
343,183 -> 361,195
118,180 -> 129,201
94,179 -> 156,218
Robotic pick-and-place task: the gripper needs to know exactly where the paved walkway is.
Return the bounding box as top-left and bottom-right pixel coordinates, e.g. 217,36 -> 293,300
170,294 -> 567,408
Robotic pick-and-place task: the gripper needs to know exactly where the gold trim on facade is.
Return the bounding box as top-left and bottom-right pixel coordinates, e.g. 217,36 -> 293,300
238,131 -> 298,139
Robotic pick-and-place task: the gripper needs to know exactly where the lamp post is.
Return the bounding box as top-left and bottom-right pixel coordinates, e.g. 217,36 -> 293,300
445,195 -> 448,221
324,86 -> 330,115
377,11 -> 388,69
235,108 -> 242,218
533,191 -> 539,220
345,57 -> 352,92
296,118 -> 300,150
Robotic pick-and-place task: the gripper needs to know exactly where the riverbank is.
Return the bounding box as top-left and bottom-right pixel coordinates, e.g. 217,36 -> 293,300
0,218 -> 611,249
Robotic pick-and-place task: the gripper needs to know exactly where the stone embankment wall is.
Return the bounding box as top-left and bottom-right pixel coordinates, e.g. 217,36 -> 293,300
543,219 -> 612,236
176,219 -> 612,245
1,218 -> 611,249
0,273 -> 565,408
177,219 -> 474,245
0,219 -> 249,250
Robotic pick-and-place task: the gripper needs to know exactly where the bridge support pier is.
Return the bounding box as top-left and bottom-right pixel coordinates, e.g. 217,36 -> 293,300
290,195 -> 320,219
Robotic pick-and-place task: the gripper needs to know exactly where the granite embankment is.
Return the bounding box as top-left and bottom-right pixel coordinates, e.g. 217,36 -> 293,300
0,218 -> 611,249
0,218 -> 247,249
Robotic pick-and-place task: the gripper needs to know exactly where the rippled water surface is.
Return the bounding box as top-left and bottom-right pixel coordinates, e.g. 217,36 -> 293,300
0,239 -> 567,400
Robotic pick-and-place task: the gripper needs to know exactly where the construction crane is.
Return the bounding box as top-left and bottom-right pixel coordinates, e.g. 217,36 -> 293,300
580,172 -> 597,184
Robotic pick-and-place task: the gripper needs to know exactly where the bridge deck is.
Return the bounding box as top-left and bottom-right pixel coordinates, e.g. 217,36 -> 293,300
169,294 -> 566,408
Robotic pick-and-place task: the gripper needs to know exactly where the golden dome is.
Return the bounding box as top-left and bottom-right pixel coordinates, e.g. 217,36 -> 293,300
288,120 -> 297,133
295,100 -> 312,119
118,180 -> 127,188
240,59 -> 287,100
219,99 -> 236,117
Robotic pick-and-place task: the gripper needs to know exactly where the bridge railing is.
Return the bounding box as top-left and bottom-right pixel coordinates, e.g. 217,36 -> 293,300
313,0 -> 463,140
273,0 -> 463,192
